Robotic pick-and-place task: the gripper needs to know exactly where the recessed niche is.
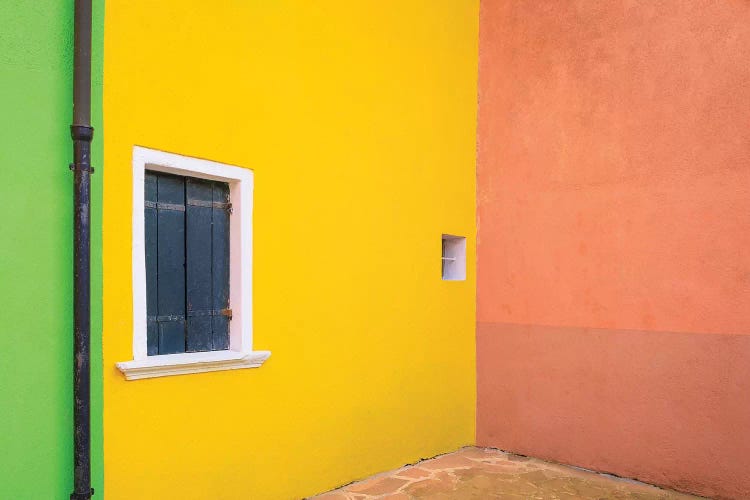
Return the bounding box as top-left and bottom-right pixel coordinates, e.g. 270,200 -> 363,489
441,234 -> 466,281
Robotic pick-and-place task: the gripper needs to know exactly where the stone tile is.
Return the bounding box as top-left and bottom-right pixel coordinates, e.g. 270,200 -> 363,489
419,453 -> 476,470
474,461 -> 524,473
312,493 -> 349,500
393,467 -> 432,480
519,469 -> 552,483
405,477 -> 458,498
342,476 -> 381,494
344,476 -> 408,496
456,446 -> 503,461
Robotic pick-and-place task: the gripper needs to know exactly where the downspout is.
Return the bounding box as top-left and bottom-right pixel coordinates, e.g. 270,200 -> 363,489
70,0 -> 94,498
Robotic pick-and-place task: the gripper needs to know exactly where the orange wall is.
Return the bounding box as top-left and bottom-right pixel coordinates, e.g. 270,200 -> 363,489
476,1 -> 750,499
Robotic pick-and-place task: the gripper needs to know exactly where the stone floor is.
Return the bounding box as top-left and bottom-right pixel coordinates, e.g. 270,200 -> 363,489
310,447 -> 703,500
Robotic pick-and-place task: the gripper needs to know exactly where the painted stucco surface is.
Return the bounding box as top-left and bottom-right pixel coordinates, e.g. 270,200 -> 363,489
102,2 -> 478,499
476,1 -> 750,499
0,0 -> 104,498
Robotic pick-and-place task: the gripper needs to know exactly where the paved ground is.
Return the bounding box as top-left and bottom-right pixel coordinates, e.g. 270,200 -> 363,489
310,447 -> 702,499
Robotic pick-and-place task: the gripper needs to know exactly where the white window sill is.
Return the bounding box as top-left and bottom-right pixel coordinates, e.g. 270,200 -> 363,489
116,350 -> 271,381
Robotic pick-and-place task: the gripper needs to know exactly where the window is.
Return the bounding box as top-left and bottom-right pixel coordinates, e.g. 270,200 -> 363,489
144,171 -> 231,355
117,146 -> 270,380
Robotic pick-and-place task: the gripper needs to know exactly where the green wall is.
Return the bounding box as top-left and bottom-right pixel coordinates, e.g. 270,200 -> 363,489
0,0 -> 103,498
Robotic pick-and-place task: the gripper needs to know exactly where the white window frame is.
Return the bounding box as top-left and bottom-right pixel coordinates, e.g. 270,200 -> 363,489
116,146 -> 270,380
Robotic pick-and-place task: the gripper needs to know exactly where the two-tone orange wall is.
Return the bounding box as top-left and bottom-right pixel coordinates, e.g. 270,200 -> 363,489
476,1 -> 750,499
103,2 -> 478,499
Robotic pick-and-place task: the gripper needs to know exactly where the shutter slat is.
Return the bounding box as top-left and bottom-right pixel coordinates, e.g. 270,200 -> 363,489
185,178 -> 214,352
211,181 -> 230,350
156,174 -> 187,354
145,173 -> 159,355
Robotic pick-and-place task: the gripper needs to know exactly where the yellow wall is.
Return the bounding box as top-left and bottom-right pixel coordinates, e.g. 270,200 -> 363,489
103,1 -> 479,498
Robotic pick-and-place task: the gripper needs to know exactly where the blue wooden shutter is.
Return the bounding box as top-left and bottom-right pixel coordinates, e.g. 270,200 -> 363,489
145,171 -> 231,355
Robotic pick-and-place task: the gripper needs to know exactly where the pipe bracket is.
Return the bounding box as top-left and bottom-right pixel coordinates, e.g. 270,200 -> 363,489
70,124 -> 95,173
69,163 -> 95,173
69,163 -> 94,174
70,124 -> 94,142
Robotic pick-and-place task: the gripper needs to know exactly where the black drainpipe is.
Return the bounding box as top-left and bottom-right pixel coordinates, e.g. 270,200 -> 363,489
70,0 -> 94,498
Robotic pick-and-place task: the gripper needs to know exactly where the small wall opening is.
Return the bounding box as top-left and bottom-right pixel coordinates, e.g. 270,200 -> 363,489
442,234 -> 466,281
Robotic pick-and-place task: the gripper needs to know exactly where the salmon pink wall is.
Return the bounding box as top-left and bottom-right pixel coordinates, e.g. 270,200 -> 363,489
476,1 -> 750,498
